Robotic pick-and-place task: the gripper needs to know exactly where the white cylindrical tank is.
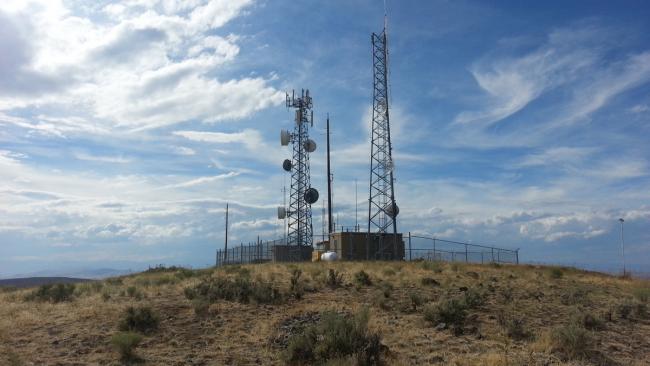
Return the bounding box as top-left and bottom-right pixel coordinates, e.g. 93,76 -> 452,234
321,251 -> 338,261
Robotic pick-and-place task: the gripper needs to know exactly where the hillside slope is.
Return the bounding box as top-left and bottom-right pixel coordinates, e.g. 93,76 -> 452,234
0,261 -> 648,365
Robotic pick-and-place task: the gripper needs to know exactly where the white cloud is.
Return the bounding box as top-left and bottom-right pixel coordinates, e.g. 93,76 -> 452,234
0,0 -> 282,131
172,146 -> 196,156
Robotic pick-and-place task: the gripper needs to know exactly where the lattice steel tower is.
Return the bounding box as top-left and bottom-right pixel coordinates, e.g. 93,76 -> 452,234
279,90 -> 319,259
367,20 -> 399,259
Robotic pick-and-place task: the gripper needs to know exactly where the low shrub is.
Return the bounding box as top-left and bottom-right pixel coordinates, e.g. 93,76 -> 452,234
382,268 -> 396,277
290,269 -> 304,299
420,277 -> 440,287
126,286 -> 138,297
497,312 -> 531,340
373,292 -> 391,311
283,308 -> 383,365
25,283 -> 75,303
111,331 -> 143,363
463,288 -> 485,309
421,261 -> 443,273
354,270 -> 372,286
617,301 -> 634,320
105,277 -> 123,286
185,276 -> 284,305
379,282 -> 393,298
327,269 -> 344,289
550,323 -> 593,360
635,302 -> 647,319
580,313 -> 605,331
409,291 -> 423,311
633,287 -> 650,303
549,268 -> 564,279
423,298 -> 467,334
191,298 -> 211,317
560,287 -> 589,306
175,268 -> 197,280
119,306 -> 159,334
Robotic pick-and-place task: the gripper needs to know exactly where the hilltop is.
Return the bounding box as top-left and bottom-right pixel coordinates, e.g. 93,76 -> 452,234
0,261 -> 648,365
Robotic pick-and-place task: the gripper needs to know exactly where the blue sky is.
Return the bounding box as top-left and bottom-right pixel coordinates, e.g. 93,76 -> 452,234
1,0 -> 649,277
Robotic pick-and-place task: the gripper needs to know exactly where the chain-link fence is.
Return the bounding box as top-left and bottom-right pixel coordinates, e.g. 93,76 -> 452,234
407,234 -> 519,264
215,232 -> 519,266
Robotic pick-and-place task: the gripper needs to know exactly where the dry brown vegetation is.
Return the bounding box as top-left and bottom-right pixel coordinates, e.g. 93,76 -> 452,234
0,261 -> 649,365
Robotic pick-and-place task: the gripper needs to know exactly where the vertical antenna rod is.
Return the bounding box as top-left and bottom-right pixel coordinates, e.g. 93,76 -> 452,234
327,114 -> 333,234
224,203 -> 229,264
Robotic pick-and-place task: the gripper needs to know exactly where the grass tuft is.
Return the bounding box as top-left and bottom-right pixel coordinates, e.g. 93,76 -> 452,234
111,331 -> 143,363
118,306 -> 159,334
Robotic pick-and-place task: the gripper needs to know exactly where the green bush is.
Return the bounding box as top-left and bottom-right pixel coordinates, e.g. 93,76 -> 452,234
191,298 -> 211,317
421,261 -> 443,273
633,287 -> 650,303
551,323 -> 593,360
617,301 -> 634,319
497,312 -> 531,340
102,291 -> 111,302
354,270 -> 372,286
327,269 -> 344,289
25,283 -> 76,303
409,291 -> 423,311
463,288 -> 485,309
560,287 -> 589,306
423,298 -> 467,334
283,308 -> 382,365
175,268 -> 197,280
379,282 -> 393,298
549,268 -> 564,279
186,276 -> 284,305
126,286 -> 138,297
420,277 -> 440,287
119,306 -> 159,334
580,313 -> 605,331
111,331 -> 143,363
290,269 -> 304,299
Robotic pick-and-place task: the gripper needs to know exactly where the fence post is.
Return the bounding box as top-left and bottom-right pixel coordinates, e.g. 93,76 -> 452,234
497,250 -> 500,263
491,247 -> 494,263
408,232 -> 412,261
465,244 -> 468,263
433,238 -> 436,260
481,252 -> 484,264
240,243 -> 243,263
515,249 -> 519,265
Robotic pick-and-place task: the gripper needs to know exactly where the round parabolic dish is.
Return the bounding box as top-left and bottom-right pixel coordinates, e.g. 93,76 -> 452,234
304,187 -> 319,204
282,159 -> 292,171
304,139 -> 317,153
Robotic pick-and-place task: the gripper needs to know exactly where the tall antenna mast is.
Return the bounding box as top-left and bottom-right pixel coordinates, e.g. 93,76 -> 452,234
367,6 -> 399,259
327,114 -> 333,234
278,89 -> 319,260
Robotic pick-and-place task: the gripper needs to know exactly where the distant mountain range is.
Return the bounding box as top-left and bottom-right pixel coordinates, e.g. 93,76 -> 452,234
0,268 -> 133,281
0,277 -> 93,288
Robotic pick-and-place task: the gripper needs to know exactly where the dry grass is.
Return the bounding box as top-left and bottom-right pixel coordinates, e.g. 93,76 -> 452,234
0,262 -> 648,365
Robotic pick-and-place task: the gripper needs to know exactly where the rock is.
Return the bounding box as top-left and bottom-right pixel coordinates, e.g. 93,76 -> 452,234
466,271 -> 479,279
434,322 -> 447,331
